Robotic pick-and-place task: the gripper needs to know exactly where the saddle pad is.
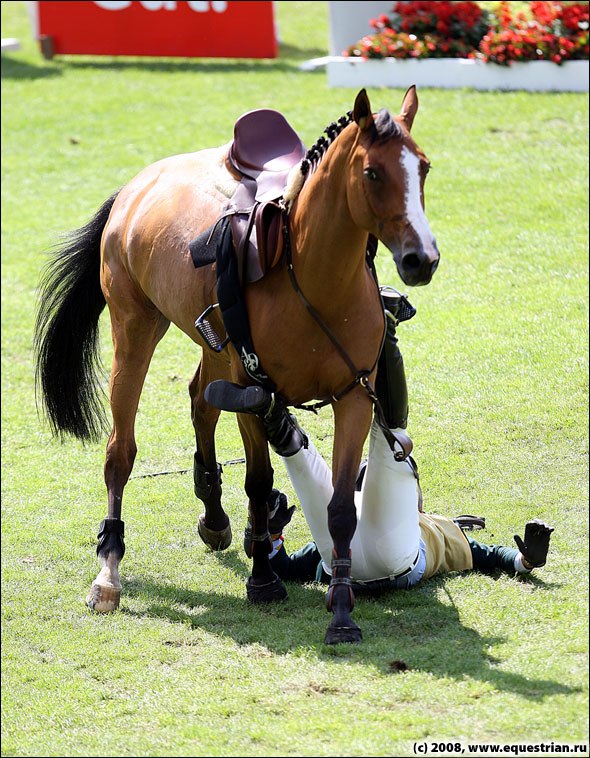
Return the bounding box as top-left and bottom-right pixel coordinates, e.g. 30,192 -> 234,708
189,222 -> 223,269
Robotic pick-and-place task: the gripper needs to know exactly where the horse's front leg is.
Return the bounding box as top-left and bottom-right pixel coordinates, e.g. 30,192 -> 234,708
324,389 -> 373,644
237,413 -> 288,602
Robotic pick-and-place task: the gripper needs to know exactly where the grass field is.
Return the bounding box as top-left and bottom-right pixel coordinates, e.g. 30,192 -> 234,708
1,1 -> 589,755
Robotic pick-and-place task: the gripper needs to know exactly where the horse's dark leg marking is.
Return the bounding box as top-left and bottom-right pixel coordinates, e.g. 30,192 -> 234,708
189,359 -> 232,550
238,413 -> 287,602
324,483 -> 362,644
323,393 -> 372,643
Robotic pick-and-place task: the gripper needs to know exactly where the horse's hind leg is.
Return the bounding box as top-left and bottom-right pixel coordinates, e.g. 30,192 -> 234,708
189,354 -> 232,550
86,284 -> 169,612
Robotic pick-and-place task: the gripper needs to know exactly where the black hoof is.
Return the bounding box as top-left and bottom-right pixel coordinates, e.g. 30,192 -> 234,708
246,575 -> 288,603
197,514 -> 232,551
324,621 -> 363,645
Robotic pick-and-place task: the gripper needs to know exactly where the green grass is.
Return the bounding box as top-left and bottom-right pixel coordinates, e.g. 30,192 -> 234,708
1,1 -> 588,755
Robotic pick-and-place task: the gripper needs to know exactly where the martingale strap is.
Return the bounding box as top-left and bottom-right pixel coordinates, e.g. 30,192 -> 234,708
282,211 -> 412,463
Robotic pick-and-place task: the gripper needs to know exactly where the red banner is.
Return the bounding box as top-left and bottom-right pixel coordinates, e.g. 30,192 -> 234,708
32,1 -> 278,58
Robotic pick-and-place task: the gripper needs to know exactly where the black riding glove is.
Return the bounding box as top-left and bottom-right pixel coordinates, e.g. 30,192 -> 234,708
268,490 -> 296,534
514,519 -> 554,568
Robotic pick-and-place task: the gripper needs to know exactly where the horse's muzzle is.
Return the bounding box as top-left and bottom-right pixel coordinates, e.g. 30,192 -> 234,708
392,235 -> 439,286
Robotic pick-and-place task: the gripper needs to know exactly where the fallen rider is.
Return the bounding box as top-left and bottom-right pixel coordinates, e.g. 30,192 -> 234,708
205,286 -> 554,591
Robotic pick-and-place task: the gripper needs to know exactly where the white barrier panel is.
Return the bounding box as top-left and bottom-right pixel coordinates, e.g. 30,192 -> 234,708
327,58 -> 589,92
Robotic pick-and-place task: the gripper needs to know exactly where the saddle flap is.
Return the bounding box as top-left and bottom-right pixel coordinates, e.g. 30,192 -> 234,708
228,202 -> 284,286
229,211 -> 263,286
255,202 -> 284,274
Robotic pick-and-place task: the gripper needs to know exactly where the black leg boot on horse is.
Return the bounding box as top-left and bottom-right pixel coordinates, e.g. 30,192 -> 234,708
237,412 -> 290,603
86,518 -> 126,612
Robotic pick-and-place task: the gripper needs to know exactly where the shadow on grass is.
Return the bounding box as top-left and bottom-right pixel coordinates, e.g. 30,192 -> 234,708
0,54 -> 61,80
121,561 -> 578,702
28,52 -> 324,77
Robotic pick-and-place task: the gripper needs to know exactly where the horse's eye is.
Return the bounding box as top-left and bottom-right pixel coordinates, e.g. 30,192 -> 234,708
364,167 -> 380,182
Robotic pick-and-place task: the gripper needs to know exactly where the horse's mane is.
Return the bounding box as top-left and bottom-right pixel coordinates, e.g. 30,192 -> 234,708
284,107 -> 402,206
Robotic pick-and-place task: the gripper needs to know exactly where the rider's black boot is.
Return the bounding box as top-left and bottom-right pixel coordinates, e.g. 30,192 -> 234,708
375,285 -> 416,429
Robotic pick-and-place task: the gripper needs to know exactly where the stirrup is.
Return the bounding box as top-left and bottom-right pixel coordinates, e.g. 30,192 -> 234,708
204,380 -> 271,415
195,304 -> 230,353
453,514 -> 486,531
379,285 -> 416,324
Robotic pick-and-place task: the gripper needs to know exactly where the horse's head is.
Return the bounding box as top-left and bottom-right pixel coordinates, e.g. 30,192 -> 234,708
348,87 -> 439,287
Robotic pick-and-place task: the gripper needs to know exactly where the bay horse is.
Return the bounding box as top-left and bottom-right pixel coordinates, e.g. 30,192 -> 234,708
34,87 -> 439,644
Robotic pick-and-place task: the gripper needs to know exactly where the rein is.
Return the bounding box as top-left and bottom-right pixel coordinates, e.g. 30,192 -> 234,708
281,210 -> 412,463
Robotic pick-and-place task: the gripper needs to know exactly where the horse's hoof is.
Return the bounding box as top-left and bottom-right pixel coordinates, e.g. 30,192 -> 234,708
324,620 -> 363,645
198,514 -> 232,551
85,582 -> 120,613
246,575 -> 288,603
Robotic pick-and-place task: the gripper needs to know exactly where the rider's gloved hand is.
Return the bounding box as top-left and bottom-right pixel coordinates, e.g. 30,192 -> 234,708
514,519 -> 554,568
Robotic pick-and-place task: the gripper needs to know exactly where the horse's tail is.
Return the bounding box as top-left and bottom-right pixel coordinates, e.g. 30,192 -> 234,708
34,192 -> 119,442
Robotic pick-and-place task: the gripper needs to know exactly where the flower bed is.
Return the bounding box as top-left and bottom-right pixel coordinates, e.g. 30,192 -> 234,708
327,1 -> 589,91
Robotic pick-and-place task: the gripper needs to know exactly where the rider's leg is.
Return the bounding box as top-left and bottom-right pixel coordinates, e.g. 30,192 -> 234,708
352,306 -> 422,579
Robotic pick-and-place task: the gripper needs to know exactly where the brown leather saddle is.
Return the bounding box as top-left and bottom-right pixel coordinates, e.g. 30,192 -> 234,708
224,109 -> 306,284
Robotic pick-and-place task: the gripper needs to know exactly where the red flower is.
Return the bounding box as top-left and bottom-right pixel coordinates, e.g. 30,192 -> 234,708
347,0 -> 589,64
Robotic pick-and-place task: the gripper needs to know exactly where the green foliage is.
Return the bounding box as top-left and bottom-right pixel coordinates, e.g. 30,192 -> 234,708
1,1 -> 588,755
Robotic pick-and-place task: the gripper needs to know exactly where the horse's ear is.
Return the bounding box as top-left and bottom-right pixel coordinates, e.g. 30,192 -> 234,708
353,89 -> 374,131
399,85 -> 418,131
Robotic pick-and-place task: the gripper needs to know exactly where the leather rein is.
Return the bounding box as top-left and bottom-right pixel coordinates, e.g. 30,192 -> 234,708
280,208 -> 413,464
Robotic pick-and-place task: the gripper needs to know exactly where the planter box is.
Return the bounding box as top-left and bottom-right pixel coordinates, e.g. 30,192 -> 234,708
326,57 -> 589,91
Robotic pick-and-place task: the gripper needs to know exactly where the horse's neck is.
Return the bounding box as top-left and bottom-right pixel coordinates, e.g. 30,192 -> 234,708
289,130 -> 368,301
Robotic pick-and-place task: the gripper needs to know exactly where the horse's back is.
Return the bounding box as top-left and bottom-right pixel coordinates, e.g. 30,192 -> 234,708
101,144 -> 237,337
104,144 -> 235,249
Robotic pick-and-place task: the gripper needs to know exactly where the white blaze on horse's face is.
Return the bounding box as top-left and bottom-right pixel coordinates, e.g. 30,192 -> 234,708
400,145 -> 431,245
396,143 -> 440,286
